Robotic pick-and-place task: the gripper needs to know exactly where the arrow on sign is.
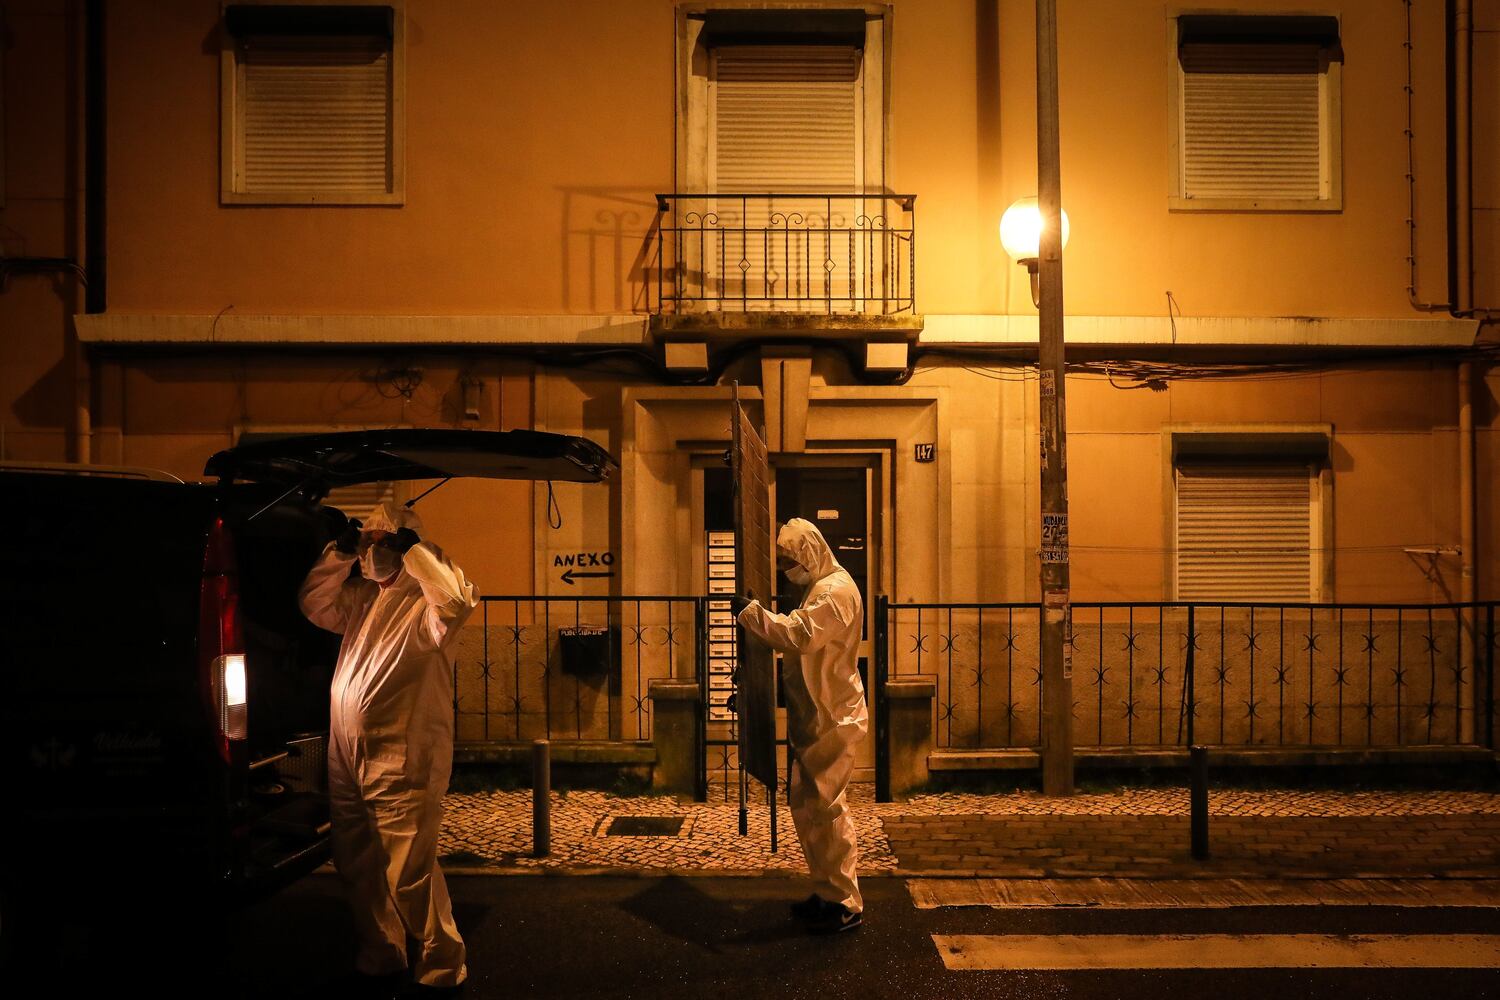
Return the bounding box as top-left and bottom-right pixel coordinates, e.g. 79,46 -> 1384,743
561,568 -> 615,586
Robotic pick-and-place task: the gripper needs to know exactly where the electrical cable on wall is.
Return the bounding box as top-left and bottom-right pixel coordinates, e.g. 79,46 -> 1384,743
546,481 -> 562,529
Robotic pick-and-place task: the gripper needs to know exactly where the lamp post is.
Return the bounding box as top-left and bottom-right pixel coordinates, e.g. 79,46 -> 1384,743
1003,0 -> 1074,798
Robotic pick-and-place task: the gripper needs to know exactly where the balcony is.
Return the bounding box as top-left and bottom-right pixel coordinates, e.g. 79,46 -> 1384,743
650,192 -> 919,337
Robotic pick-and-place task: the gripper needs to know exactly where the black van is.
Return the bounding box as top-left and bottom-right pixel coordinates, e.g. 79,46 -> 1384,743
0,429 -> 614,964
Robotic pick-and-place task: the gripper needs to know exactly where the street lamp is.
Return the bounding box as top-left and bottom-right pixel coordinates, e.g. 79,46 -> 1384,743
1000,196 -> 1070,308
1005,0 -> 1075,799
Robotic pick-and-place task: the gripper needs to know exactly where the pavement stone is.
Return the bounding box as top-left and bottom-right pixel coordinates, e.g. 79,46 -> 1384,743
437,783 -> 1500,878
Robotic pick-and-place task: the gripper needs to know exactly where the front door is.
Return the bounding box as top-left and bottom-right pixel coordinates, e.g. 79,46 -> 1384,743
772,462 -> 877,780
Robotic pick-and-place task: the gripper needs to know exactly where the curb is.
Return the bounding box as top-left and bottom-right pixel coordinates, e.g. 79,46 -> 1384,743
427,862 -> 1500,879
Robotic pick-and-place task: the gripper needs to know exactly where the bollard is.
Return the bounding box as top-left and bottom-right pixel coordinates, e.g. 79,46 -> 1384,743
532,739 -> 551,858
1190,744 -> 1209,861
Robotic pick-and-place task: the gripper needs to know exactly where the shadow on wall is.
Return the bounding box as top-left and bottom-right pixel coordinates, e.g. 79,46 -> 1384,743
558,187 -> 660,313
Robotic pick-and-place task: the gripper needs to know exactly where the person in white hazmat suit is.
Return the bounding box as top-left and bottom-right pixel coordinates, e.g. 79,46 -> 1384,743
299,500 -> 478,996
733,517 -> 867,934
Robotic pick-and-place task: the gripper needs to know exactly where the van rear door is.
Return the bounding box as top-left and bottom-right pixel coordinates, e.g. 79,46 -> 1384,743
204,427 -> 617,493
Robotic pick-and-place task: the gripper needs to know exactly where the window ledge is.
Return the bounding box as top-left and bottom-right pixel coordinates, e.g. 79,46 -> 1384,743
1169,195 -> 1342,214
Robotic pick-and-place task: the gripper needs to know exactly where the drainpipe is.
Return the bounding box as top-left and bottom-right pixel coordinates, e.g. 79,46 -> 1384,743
1459,359 -> 1475,742
1454,0 -> 1472,314
75,0 -> 106,464
1455,0 -> 1478,743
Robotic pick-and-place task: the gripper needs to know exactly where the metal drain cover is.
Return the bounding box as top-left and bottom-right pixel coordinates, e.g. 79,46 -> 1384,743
604,815 -> 685,837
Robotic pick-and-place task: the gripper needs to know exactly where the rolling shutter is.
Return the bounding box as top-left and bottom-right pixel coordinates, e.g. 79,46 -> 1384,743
1179,43 -> 1323,201
714,45 -> 859,192
239,34 -> 392,194
1176,464 -> 1313,601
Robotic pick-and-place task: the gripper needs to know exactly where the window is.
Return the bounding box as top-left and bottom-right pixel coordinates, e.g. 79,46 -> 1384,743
1168,14 -> 1342,212
1174,462 -> 1323,602
673,7 -> 890,310
220,3 -> 404,205
712,44 -> 862,194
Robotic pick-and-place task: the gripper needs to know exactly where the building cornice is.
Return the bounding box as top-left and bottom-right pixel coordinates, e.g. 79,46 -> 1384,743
73,312 -> 1479,350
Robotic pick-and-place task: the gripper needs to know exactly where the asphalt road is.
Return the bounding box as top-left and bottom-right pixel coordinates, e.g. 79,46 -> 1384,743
209,874 -> 1500,1000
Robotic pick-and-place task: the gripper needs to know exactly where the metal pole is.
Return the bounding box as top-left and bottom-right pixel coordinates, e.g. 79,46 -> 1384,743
532,739 -> 551,858
1186,605 -> 1196,747
769,780 -> 778,853
1190,744 -> 1209,860
875,594 -> 891,802
1035,0 -> 1074,796
1487,604 -> 1495,750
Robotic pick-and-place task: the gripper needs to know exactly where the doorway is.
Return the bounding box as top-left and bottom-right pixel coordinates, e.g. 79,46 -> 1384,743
697,455 -> 882,785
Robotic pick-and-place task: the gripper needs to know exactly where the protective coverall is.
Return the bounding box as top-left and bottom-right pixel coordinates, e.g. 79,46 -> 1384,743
736,518 -> 867,914
298,501 -> 478,988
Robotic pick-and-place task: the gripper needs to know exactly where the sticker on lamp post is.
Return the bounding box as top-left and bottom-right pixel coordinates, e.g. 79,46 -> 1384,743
1041,513 -> 1068,563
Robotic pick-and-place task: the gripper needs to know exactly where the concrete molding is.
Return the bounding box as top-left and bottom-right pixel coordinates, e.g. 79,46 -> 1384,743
920,314 -> 1480,348
73,312 -> 1479,350
73,313 -> 649,346
887,677 -> 938,698
647,678 -> 702,702
454,741 -> 656,765
928,746 -> 1499,771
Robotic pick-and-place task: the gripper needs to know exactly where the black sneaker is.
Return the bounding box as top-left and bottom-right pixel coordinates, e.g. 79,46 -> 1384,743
790,893 -> 830,921
807,904 -> 862,935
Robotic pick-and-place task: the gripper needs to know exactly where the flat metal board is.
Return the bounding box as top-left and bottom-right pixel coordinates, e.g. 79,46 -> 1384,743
732,385 -> 778,791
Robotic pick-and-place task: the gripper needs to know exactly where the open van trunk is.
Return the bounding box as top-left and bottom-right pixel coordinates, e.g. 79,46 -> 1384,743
3,429 -> 617,910
208,428 -> 619,897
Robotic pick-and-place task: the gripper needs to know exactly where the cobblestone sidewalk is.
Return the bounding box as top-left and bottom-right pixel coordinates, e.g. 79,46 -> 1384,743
438,784 -> 1500,877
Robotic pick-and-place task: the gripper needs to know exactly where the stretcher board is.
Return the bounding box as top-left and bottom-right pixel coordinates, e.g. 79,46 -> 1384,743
732,383 -> 778,792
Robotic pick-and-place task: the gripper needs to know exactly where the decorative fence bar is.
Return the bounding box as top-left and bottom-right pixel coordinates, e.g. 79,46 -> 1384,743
452,596 -> 703,744
879,600 -> 1499,752
651,192 -> 917,315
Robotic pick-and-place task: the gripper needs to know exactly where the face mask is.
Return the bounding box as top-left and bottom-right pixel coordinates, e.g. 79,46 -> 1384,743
361,545 -> 403,583
785,563 -> 812,586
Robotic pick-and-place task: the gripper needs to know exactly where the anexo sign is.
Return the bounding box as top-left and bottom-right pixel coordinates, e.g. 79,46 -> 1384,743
553,551 -> 615,586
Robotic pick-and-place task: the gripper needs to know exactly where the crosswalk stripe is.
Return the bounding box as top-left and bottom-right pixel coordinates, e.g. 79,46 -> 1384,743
908,878 -> 1500,909
933,934 -> 1500,970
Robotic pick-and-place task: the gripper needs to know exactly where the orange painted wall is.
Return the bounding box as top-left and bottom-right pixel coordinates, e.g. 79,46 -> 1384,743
1,0 -> 80,461
93,0 -> 1469,320
105,0 -> 673,313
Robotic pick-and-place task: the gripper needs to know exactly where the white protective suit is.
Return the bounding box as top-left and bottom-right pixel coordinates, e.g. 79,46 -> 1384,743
298,501 -> 478,987
736,518 -> 867,913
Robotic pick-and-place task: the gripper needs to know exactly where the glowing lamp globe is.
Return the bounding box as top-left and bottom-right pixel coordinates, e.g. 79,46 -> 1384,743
1000,196 -> 1070,263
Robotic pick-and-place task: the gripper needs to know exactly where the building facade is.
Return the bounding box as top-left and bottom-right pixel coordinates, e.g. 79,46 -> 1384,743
5,0 -> 1498,771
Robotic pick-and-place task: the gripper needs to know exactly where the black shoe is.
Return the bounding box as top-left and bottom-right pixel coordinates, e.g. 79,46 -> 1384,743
790,893 -> 831,921
807,903 -> 862,935
394,981 -> 465,999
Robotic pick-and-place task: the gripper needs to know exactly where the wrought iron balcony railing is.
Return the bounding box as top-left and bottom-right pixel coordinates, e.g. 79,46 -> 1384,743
651,192 -> 917,316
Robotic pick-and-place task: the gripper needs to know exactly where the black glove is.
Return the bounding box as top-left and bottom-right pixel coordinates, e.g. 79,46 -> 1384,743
729,594 -> 753,616
393,526 -> 421,553
334,517 -> 363,554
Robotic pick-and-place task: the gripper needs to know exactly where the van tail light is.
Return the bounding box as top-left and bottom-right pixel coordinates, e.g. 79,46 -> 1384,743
199,515 -> 247,762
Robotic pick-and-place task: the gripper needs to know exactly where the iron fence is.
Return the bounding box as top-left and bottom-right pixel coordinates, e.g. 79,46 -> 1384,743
651,192 -> 917,315
452,596 -> 702,744
878,598 -> 1498,752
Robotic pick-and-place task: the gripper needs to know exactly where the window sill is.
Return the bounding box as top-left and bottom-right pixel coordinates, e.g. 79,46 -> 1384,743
221,190 -> 405,207
1169,195 -> 1342,214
